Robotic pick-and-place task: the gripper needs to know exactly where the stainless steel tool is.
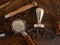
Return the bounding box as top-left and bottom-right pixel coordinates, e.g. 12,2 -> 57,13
34,8 -> 44,28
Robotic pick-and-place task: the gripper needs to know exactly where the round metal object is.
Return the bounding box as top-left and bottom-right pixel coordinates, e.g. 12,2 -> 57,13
12,19 -> 26,33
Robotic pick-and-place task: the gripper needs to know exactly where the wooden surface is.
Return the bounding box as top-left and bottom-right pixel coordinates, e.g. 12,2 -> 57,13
0,34 -> 60,45
0,34 -> 28,45
0,0 -> 60,45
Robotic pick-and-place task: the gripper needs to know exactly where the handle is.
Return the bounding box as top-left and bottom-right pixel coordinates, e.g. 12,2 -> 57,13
5,1 -> 37,18
21,31 -> 36,45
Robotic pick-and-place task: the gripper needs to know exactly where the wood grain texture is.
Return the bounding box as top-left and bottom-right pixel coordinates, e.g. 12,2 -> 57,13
0,0 -> 60,45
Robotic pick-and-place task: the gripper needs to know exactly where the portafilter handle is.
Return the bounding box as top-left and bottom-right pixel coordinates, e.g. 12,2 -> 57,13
12,19 -> 36,45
